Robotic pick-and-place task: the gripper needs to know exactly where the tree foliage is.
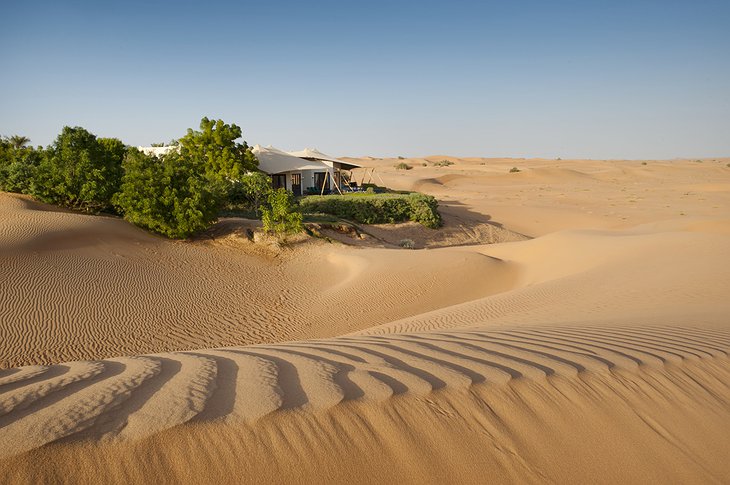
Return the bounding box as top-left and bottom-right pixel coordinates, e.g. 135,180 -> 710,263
228,171 -> 272,212
299,192 -> 441,228
1,117 -> 263,240
33,127 -> 125,212
179,117 -> 257,180
261,188 -> 304,235
0,136 -> 42,194
113,149 -> 221,239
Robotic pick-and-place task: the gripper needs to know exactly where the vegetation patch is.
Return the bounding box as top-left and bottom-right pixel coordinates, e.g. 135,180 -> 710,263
395,162 -> 412,170
432,160 -> 454,167
509,167 -> 521,173
1,117 -> 303,240
299,192 -> 441,228
399,238 -> 415,249
262,189 -> 304,236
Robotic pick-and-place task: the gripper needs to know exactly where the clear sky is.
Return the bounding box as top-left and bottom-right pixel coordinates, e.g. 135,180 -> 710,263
1,0 -> 729,159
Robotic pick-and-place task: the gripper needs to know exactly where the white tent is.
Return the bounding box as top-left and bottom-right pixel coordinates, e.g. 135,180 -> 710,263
288,148 -> 361,170
137,146 -> 178,157
252,145 -> 329,174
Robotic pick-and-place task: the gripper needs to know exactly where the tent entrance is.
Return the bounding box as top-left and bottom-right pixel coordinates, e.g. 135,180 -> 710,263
291,173 -> 302,196
314,172 -> 330,194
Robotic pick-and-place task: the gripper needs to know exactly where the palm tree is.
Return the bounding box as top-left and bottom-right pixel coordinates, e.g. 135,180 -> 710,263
9,135 -> 30,149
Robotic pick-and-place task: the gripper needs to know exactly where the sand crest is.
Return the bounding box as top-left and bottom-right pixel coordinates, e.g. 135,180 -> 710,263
1,156 -> 729,483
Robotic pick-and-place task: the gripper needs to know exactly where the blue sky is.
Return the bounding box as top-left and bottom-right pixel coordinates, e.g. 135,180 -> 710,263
1,0 -> 729,158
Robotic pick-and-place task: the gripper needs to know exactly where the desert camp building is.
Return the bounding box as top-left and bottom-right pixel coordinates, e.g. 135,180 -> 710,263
138,145 -> 360,195
253,146 -> 361,195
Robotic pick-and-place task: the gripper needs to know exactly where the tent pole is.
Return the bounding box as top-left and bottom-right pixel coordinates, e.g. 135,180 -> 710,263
320,171 -> 329,196
334,171 -> 344,195
376,170 -> 385,187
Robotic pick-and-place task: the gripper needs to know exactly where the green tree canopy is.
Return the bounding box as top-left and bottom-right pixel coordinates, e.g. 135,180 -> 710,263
0,136 -> 43,194
9,135 -> 30,150
261,188 -> 304,236
228,171 -> 273,213
33,127 -> 126,212
179,117 -> 258,180
113,149 -> 221,239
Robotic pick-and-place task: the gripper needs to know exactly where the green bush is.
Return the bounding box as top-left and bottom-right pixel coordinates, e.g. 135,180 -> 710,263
227,171 -> 272,213
399,238 -> 415,249
179,117 -> 258,180
0,137 -> 43,194
433,160 -> 453,167
299,192 -> 441,228
113,149 -> 222,239
509,167 -> 521,173
33,127 -> 125,212
261,188 -> 304,235
395,162 -> 412,170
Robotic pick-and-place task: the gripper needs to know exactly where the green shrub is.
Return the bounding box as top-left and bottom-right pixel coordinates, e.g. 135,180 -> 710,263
399,239 -> 415,249
178,117 -> 257,180
261,188 -> 304,235
395,162 -> 412,170
432,160 -> 453,167
227,171 -> 272,213
299,192 -> 441,228
0,138 -> 43,194
33,127 -> 126,212
509,167 -> 521,173
113,149 -> 222,239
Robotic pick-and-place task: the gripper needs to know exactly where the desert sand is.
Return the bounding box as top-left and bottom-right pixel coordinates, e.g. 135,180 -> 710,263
1,156 -> 730,484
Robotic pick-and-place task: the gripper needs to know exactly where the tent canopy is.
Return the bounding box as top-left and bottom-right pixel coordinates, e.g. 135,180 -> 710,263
252,145 -> 329,174
288,148 -> 361,170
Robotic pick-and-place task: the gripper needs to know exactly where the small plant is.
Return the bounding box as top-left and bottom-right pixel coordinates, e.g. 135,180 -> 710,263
261,188 -> 304,236
432,160 -> 453,167
397,156 -> 405,160
399,238 -> 415,249
642,162 -> 647,165
726,163 -> 730,168
509,167 -> 521,173
693,159 -> 703,163
422,162 -> 428,167
395,162 -> 412,170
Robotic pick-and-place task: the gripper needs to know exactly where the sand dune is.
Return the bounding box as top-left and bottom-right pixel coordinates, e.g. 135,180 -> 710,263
1,324 -> 729,483
1,157 -> 729,483
0,193 -> 515,368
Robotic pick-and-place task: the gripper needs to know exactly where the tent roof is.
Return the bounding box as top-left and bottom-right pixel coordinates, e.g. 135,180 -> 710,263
137,146 -> 179,157
288,148 -> 362,169
252,145 -> 329,173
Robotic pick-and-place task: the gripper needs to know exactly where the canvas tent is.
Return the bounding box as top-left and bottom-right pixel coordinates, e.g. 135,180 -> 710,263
137,146 -> 178,157
252,145 -> 334,195
134,143 -> 358,195
288,148 -> 362,192
288,148 -> 361,171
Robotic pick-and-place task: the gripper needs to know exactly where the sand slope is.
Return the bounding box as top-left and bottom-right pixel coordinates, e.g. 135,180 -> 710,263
1,323 -> 729,483
0,193 -> 515,368
1,157 -> 730,483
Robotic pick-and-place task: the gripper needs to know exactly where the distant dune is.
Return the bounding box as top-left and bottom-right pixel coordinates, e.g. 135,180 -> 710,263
1,156 -> 729,483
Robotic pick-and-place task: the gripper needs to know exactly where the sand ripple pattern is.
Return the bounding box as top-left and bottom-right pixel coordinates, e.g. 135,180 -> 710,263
1,323 -> 727,459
